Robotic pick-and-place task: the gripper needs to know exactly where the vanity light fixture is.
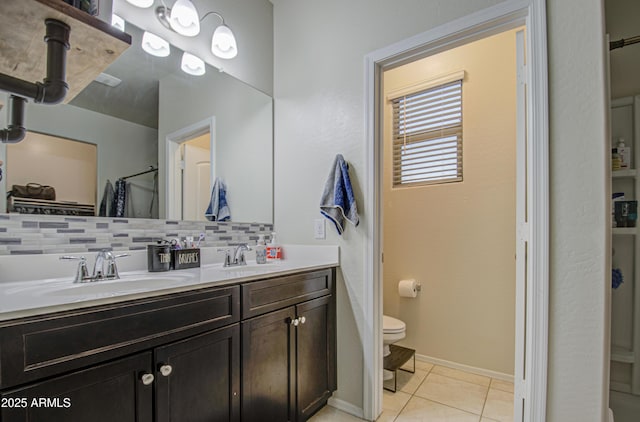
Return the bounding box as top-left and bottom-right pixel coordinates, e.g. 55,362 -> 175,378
111,14 -> 125,32
156,6 -> 238,59
141,31 -> 171,57
181,52 -> 206,76
125,0 -> 154,8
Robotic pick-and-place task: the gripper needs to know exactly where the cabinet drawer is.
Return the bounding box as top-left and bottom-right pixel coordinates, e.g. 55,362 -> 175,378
0,285 -> 240,389
241,269 -> 333,319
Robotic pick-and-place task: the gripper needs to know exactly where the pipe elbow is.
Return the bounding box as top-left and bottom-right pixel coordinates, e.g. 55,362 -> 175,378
36,80 -> 69,105
0,126 -> 27,144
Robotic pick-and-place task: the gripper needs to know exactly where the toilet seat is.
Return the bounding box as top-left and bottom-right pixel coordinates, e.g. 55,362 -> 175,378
383,315 -> 406,334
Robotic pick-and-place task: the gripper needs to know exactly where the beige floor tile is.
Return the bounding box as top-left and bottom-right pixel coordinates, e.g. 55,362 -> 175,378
431,365 -> 491,387
482,388 -> 514,422
415,373 -> 489,415
489,379 -> 514,394
376,409 -> 399,422
309,405 -> 366,422
401,359 -> 434,373
394,369 -> 429,395
383,389 -> 412,413
395,396 -> 480,422
480,418 -> 500,422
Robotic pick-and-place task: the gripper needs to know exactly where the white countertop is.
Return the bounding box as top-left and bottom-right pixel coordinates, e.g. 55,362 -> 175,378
0,245 -> 339,322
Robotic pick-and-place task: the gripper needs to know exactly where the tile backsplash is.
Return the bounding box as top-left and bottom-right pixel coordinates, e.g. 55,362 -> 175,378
0,214 -> 273,255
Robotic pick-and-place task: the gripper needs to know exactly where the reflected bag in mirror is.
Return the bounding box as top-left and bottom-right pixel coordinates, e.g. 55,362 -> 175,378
9,183 -> 56,201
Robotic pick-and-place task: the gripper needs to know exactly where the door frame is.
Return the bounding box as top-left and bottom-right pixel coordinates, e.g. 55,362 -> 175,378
164,117 -> 216,220
363,1 -> 549,421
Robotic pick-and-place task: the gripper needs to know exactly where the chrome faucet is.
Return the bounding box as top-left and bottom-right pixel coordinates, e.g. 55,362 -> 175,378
218,244 -> 251,267
61,250 -> 129,283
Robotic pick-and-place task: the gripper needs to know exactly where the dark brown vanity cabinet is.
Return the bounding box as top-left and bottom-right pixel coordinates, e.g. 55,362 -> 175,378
241,269 -> 336,422
0,268 -> 335,422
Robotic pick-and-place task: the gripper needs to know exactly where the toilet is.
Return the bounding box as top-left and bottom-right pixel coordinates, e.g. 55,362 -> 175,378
383,315 -> 406,357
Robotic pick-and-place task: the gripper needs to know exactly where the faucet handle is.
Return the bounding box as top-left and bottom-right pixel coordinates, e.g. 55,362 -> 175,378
60,255 -> 90,283
105,252 -> 129,279
217,248 -> 232,267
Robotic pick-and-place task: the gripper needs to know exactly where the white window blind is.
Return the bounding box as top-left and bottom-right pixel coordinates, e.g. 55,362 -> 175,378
391,79 -> 463,186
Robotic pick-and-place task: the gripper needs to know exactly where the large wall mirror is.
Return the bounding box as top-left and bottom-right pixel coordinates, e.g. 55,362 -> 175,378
0,19 -> 273,224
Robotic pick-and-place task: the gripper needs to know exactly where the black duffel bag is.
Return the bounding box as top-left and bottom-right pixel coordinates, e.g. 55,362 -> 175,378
9,183 -> 56,201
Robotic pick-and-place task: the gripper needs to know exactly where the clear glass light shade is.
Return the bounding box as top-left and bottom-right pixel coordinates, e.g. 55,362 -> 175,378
125,0 -> 154,8
181,52 -> 206,76
141,31 -> 170,57
111,14 -> 125,31
211,25 -> 237,59
169,0 -> 200,37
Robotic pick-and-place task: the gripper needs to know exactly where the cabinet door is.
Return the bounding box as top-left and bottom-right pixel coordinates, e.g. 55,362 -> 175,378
154,324 -> 240,422
296,296 -> 336,421
242,306 -> 296,422
0,352 -> 153,422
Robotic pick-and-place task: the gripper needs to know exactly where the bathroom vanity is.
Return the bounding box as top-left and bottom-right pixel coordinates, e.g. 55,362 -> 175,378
0,256 -> 337,422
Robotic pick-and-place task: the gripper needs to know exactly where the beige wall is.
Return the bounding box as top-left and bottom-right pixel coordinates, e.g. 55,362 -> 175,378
7,132 -> 97,205
382,29 -> 518,376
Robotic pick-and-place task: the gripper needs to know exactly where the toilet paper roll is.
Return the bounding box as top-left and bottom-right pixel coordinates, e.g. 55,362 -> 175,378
398,279 -> 418,298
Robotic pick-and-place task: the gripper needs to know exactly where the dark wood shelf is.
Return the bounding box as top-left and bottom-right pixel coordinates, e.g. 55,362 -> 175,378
0,0 -> 131,103
384,344 -> 415,371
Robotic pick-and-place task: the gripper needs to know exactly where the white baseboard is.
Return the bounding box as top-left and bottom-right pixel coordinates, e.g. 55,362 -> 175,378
327,397 -> 365,420
415,353 -> 514,382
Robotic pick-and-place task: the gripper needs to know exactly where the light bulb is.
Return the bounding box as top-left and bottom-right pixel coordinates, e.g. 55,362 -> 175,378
141,31 -> 170,57
181,52 -> 206,76
169,0 -> 200,37
211,25 -> 237,59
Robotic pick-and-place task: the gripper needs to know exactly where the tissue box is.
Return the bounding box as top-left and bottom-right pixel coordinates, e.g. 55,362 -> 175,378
171,248 -> 201,270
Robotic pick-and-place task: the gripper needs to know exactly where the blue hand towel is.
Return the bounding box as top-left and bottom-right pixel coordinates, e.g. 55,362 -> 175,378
205,178 -> 231,221
320,154 -> 359,235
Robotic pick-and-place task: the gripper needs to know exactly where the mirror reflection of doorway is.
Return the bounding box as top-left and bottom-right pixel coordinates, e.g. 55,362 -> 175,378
181,132 -> 212,221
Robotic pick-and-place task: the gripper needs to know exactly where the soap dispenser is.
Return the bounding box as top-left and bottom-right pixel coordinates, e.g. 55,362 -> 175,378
256,235 -> 267,264
266,232 -> 282,261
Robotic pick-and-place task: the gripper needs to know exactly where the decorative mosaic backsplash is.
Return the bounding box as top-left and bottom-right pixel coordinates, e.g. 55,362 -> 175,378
0,214 -> 273,255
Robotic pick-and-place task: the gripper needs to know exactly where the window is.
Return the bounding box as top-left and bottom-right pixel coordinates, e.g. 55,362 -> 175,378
391,78 -> 463,186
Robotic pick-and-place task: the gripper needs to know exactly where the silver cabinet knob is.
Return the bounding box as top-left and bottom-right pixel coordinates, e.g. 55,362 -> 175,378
159,364 -> 173,377
290,318 -> 299,326
299,316 -> 306,324
140,373 -> 155,386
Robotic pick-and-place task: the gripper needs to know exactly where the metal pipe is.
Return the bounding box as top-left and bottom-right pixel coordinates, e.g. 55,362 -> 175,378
0,96 -> 27,143
610,35 -> 640,51
0,19 -> 70,143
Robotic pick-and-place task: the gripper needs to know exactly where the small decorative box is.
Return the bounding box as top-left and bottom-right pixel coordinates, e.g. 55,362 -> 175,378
171,248 -> 201,270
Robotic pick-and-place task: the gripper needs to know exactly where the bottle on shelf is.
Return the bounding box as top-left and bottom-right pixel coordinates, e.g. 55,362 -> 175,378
617,138 -> 632,169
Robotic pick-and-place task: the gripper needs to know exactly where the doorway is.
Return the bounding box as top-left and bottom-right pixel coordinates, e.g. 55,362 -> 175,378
380,27 -> 521,418
165,117 -> 216,221
364,2 -> 549,421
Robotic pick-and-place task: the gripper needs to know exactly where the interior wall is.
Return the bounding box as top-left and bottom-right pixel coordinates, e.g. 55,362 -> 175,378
7,132 -> 97,205
546,0 -> 610,421
273,0 -> 610,419
382,29 -> 518,376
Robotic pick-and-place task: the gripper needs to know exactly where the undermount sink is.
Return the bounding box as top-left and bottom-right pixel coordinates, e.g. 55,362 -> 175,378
219,262 -> 281,273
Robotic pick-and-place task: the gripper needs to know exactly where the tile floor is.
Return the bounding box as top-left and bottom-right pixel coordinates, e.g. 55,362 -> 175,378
310,360 -> 514,422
